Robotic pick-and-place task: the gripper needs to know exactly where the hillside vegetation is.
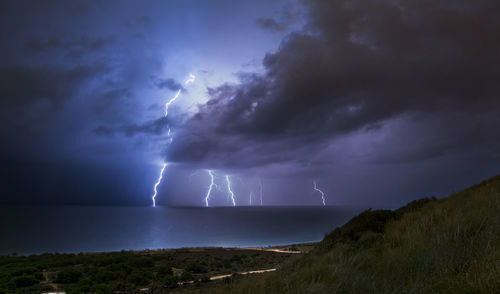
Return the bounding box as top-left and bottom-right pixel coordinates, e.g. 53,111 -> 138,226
201,175 -> 500,293
0,248 -> 291,293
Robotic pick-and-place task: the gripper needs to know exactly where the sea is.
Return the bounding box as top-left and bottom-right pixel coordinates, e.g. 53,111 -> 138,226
0,206 -> 364,255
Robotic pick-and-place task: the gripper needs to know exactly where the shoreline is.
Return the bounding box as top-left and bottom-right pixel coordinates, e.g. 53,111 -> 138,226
0,242 -> 317,258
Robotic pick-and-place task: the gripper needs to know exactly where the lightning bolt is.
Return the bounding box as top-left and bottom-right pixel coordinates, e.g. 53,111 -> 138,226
259,179 -> 263,206
204,170 -> 217,207
249,191 -> 253,206
152,163 -> 167,207
151,73 -> 195,207
185,73 -> 195,85
164,74 -> 195,117
313,180 -> 326,206
226,175 -> 236,206
165,90 -> 181,117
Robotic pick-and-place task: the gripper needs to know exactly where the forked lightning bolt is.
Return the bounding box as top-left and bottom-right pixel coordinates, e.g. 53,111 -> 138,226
226,175 -> 236,206
203,171 -> 238,207
204,170 -> 216,207
313,180 -> 326,206
152,163 -> 167,207
151,73 -> 195,207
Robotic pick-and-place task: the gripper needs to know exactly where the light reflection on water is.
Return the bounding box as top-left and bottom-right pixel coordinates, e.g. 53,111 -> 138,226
0,205 -> 363,255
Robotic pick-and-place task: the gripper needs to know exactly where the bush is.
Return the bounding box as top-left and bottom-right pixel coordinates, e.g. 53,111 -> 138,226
230,255 -> 242,262
128,257 -> 154,268
54,268 -> 82,284
91,283 -> 112,294
95,270 -> 118,282
319,209 -> 399,251
186,262 -> 207,273
11,266 -> 38,277
163,276 -> 179,289
157,265 -> 173,276
13,275 -> 39,288
76,278 -> 93,292
180,271 -> 194,281
127,271 -> 151,285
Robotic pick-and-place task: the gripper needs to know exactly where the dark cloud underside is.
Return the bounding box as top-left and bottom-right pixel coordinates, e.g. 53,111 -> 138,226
167,0 -> 500,168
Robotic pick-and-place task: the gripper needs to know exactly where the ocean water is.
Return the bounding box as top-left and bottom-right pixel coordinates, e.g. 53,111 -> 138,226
0,206 -> 363,255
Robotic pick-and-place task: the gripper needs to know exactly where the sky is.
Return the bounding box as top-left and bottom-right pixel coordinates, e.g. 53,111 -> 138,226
1,0 -> 499,207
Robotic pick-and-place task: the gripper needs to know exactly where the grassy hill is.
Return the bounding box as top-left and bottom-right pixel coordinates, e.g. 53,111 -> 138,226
197,175 -> 500,293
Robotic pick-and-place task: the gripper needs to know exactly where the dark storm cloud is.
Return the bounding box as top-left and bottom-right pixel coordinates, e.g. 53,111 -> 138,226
92,125 -> 115,137
167,0 -> 500,167
256,18 -> 288,32
0,62 -> 110,162
24,35 -> 115,55
2,0 -> 499,207
93,117 -> 169,137
256,5 -> 300,32
0,64 -> 108,106
153,77 -> 184,91
370,111 -> 500,164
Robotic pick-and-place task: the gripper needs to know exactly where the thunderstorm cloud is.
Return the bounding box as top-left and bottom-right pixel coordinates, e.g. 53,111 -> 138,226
1,0 -> 499,206
167,0 -> 500,169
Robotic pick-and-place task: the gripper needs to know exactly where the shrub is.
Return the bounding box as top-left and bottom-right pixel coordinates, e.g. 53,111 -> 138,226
157,265 -> 173,276
128,256 -> 154,268
180,271 -> 194,281
91,283 -> 112,294
318,209 -> 398,252
127,271 -> 151,285
54,268 -> 82,284
186,262 -> 207,273
76,278 -> 93,292
13,275 -> 39,288
95,270 -> 118,282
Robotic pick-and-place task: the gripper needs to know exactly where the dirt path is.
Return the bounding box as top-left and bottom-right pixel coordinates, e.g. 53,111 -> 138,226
244,247 -> 304,254
210,268 -> 277,281
41,270 -> 59,291
178,268 -> 277,285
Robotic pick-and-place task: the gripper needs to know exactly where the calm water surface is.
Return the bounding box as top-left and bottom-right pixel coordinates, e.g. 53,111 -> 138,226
0,206 -> 363,255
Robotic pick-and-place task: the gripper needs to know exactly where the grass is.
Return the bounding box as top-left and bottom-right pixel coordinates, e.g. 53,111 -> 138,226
198,175 -> 500,293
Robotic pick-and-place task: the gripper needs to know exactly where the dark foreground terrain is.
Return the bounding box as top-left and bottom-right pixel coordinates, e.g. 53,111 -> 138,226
1,175 -> 499,293
0,245 -> 308,293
